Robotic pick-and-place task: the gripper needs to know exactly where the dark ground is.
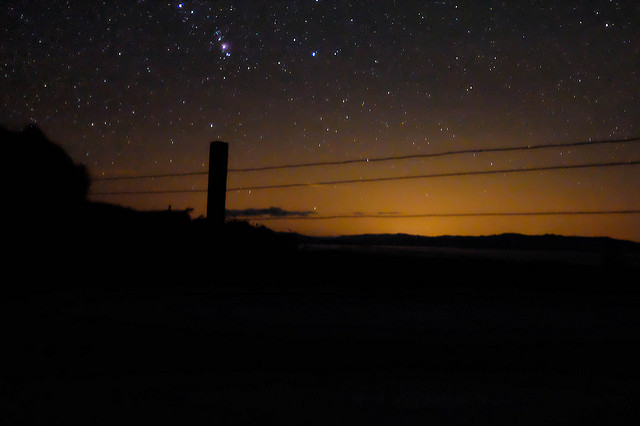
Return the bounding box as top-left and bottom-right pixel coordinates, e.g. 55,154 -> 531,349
3,222 -> 640,425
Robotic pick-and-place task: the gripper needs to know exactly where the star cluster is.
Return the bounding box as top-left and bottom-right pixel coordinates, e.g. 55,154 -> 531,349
2,1 -> 640,239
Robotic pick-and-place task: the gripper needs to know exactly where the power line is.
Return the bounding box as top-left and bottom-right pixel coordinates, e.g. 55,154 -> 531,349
92,159 -> 640,195
227,159 -> 640,192
91,159 -> 640,195
91,189 -> 207,195
228,136 -> 640,172
93,171 -> 207,182
248,210 -> 640,221
92,136 -> 640,180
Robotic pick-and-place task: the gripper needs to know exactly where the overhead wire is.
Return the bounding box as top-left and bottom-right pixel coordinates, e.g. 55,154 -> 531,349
228,136 -> 640,172
226,160 -> 640,192
92,136 -> 640,181
246,210 -> 640,221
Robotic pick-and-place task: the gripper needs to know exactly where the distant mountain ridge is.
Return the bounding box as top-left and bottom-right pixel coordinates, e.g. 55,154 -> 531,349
296,232 -> 640,253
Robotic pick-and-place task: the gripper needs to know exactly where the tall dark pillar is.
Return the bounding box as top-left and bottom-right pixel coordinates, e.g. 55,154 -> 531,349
207,141 -> 228,226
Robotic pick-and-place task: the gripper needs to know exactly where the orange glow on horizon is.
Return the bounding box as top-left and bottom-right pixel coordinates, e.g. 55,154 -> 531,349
89,137 -> 640,242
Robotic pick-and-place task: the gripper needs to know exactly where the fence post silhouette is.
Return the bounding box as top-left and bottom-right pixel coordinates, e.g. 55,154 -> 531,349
207,141 -> 228,226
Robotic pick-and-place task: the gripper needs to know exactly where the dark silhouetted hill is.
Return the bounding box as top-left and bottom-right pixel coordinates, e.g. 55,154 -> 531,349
300,232 -> 640,253
1,124 -> 89,224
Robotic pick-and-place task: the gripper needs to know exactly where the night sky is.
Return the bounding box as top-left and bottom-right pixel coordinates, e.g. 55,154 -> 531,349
2,1 -> 640,240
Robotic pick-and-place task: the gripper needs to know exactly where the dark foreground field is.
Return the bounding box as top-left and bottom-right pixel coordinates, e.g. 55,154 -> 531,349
3,228 -> 640,425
